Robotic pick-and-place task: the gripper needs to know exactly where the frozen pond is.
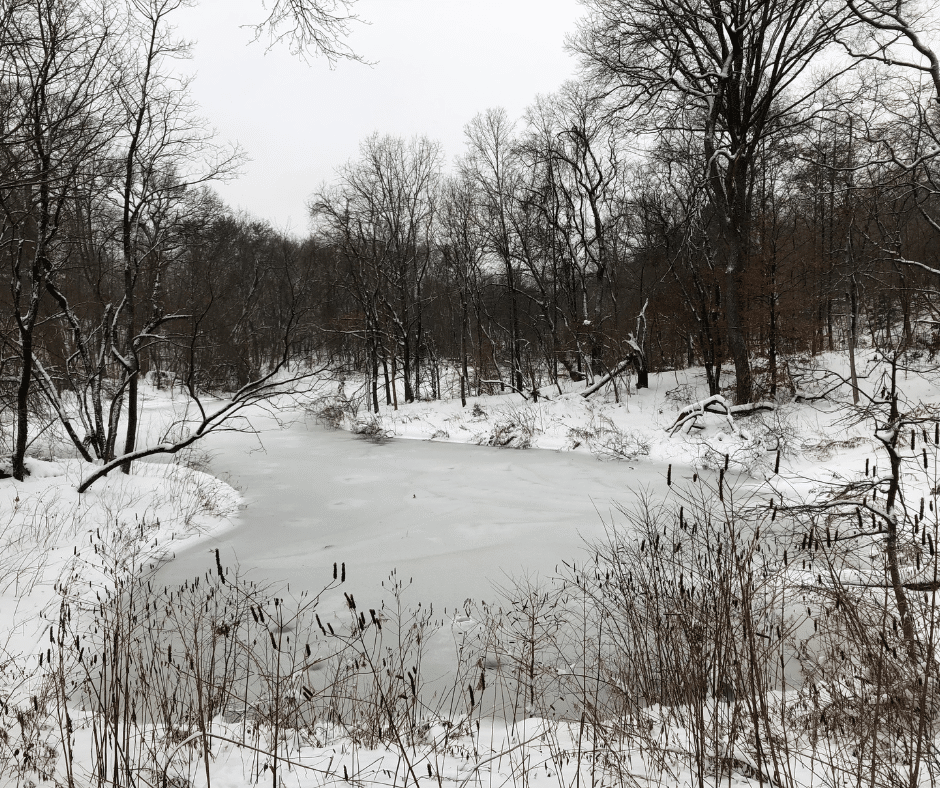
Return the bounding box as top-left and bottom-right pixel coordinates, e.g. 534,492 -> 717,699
152,417 -> 672,699
156,417 -> 670,615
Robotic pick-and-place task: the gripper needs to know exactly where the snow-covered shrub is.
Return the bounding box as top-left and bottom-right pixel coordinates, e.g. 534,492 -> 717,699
568,414 -> 650,460
696,429 -> 767,474
312,395 -> 358,430
476,417 -> 533,449
800,434 -> 868,461
589,418 -> 651,461
351,414 -> 393,443
475,404 -> 540,449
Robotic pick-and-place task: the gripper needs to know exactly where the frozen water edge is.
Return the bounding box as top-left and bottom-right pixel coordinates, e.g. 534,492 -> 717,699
154,417 -> 673,676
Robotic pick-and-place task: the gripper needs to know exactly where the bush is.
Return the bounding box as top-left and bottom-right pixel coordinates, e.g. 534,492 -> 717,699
350,414 -> 393,443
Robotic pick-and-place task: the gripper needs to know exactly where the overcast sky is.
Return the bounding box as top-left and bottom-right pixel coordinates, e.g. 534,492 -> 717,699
176,0 -> 583,234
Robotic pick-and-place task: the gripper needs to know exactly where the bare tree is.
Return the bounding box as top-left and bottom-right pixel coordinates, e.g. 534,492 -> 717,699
110,0 -> 241,471
462,109 -> 527,395
572,0 -> 856,403
0,0 -> 121,480
312,134 -> 442,405
247,0 -> 364,63
440,172 -> 485,407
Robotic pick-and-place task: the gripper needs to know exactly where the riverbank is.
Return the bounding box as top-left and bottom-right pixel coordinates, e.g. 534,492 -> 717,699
2,347 -> 940,786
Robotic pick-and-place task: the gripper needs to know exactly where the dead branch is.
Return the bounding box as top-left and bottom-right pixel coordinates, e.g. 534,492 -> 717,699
581,358 -> 634,399
667,394 -> 776,435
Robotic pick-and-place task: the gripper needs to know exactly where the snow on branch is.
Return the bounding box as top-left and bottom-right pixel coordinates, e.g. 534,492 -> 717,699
667,394 -> 775,435
77,365 -> 326,493
581,358 -> 634,399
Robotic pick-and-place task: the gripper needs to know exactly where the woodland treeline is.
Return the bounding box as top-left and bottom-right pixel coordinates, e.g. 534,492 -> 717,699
4,0 -> 940,480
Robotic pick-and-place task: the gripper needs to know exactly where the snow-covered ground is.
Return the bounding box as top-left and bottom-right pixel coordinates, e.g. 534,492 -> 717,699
2,349 -> 938,786
0,455 -> 240,692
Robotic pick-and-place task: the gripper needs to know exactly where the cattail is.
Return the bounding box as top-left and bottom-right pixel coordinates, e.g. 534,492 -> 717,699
826,528 -> 831,548
930,534 -> 935,557
912,430 -> 916,451
921,498 -> 926,518
468,684 -> 475,707
775,450 -> 780,474
693,472 -> 698,483
866,458 -> 870,476
719,468 -> 725,500
667,464 -> 672,486
333,562 -> 337,580
724,453 -> 729,471
924,449 -> 929,469
935,422 -> 938,445
341,563 -> 346,582
783,549 -> 788,565
856,508 -> 863,529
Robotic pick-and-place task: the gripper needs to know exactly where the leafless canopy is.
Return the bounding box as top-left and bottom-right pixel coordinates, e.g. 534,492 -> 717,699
248,0 -> 365,64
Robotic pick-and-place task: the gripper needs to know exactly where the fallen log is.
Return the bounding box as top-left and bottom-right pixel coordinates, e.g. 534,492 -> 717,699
667,394 -> 776,435
580,358 -> 634,399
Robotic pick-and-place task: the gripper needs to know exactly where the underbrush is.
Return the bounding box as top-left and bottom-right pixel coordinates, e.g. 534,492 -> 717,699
7,354 -> 940,787
6,467 -> 940,788
567,412 -> 652,460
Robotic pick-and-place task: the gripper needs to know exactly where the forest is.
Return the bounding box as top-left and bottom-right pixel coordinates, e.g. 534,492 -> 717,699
3,0 -> 940,481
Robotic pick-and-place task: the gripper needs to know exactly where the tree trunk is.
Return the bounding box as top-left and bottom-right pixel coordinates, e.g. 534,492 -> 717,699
768,256 -> 778,398
460,293 -> 469,408
122,373 -> 138,474
724,242 -> 752,404
848,275 -> 859,405
12,318 -> 34,481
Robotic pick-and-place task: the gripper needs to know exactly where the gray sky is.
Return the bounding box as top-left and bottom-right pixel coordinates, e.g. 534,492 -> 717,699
177,0 -> 583,233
